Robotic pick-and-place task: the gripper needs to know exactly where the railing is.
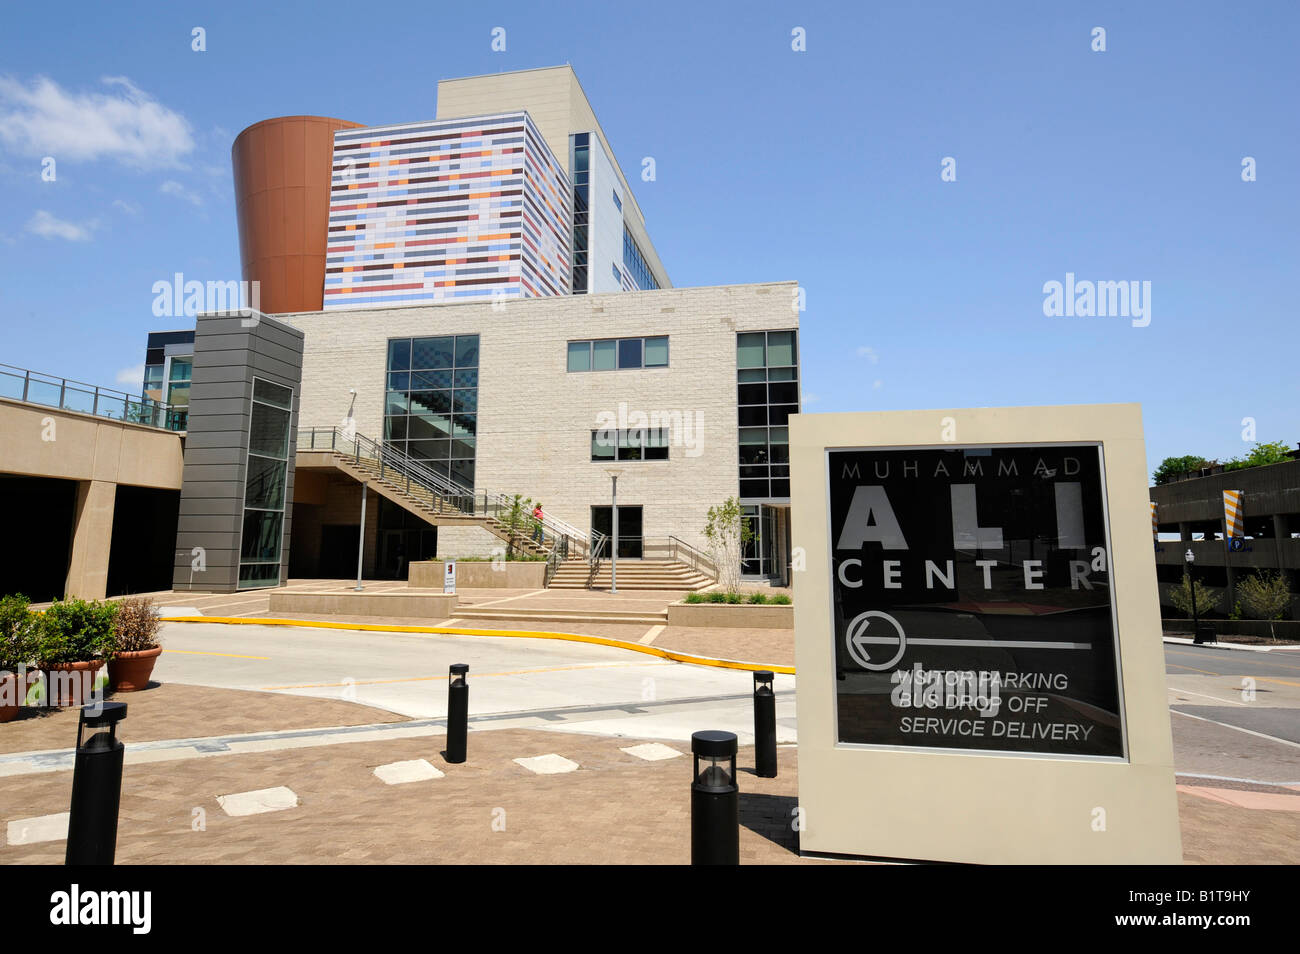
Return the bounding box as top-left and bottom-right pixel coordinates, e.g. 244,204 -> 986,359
297,425 -> 592,558
665,535 -> 719,580
0,363 -> 183,431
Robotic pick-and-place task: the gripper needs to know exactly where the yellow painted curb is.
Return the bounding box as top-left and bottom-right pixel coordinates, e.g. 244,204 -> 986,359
157,615 -> 796,675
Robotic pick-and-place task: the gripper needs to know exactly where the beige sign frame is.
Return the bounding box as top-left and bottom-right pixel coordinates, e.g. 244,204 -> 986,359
790,404 -> 1182,863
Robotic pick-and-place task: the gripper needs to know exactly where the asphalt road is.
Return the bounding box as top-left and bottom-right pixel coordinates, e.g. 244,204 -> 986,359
153,622 -> 1299,783
1164,642 -> 1300,784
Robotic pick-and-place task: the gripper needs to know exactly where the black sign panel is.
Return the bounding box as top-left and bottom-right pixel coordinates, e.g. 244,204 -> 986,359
827,444 -> 1125,758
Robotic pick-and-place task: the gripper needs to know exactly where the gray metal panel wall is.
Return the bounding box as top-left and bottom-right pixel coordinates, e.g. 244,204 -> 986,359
172,313 -> 304,592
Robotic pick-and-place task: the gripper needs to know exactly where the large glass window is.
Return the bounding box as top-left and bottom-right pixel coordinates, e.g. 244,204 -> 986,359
736,330 -> 799,500
568,336 -> 668,372
591,428 -> 670,462
571,133 -> 590,294
385,334 -> 479,487
238,377 -> 293,589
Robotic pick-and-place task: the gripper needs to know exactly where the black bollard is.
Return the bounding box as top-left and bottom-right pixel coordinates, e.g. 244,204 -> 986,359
753,670 -> 777,778
445,663 -> 468,763
66,702 -> 127,865
691,730 -> 739,865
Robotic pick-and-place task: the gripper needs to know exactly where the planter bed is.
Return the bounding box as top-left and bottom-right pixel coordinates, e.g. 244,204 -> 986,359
667,601 -> 794,630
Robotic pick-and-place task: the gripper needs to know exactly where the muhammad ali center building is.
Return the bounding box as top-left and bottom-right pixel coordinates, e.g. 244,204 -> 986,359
158,66 -> 798,591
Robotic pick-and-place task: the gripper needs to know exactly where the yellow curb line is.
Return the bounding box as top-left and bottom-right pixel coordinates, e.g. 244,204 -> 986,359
158,615 -> 796,675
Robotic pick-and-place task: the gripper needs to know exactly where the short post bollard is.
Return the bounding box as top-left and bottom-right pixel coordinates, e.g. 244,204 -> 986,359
66,702 -> 127,866
691,730 -> 739,866
753,670 -> 777,778
446,664 -> 469,764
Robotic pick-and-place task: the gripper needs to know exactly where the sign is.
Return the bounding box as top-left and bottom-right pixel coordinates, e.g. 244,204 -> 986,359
828,444 -> 1124,758
791,405 -> 1182,865
1223,489 -> 1244,540
443,560 -> 456,594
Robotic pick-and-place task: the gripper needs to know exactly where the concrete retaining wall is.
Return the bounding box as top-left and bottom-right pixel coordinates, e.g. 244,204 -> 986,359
667,601 -> 793,629
268,589 -> 458,619
1162,618 -> 1300,640
409,560 -> 546,589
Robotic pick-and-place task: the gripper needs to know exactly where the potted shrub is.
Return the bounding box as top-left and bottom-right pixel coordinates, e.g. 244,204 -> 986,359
107,597 -> 163,692
35,598 -> 117,707
0,594 -> 39,722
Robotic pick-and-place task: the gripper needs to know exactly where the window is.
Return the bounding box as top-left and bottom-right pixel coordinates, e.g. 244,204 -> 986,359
736,330 -> 799,500
591,428 -> 670,461
238,376 -> 294,589
568,336 -> 668,371
611,189 -> 622,212
386,334 -> 479,487
622,227 -> 659,290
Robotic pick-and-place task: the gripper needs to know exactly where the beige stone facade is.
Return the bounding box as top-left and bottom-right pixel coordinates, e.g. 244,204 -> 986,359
278,281 -> 799,559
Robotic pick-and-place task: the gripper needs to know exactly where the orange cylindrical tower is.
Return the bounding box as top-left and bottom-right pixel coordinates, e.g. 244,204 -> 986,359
231,115 -> 364,314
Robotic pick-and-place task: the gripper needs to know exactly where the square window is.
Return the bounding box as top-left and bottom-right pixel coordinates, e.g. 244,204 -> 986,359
591,430 -> 616,461
737,332 -> 765,369
453,369 -> 478,389
387,371 -> 410,391
767,331 -> 796,366
384,416 -> 408,441
387,338 -> 411,372
592,339 -> 616,371
454,335 -> 479,368
567,341 -> 591,372
739,405 -> 767,427
738,383 -> 767,405
253,379 -> 292,409
738,368 -> 765,383
408,414 -> 451,442
386,391 -> 409,416
452,414 -> 476,438
769,405 -> 796,426
408,390 -> 450,416
618,338 -> 642,369
769,382 -> 798,404
740,479 -> 769,498
644,337 -> 669,367
452,389 -> 477,413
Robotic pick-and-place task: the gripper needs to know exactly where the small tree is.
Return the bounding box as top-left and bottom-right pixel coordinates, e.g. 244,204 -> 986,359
1224,440 -> 1293,472
702,497 -> 753,595
501,494 -> 535,556
1236,571 -> 1292,640
1167,574 -> 1220,618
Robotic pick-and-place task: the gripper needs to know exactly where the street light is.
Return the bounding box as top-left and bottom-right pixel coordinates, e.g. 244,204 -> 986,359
605,468 -> 623,593
1184,548 -> 1201,641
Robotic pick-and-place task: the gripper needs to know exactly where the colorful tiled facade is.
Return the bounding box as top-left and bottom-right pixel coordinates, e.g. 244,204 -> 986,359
325,112 -> 572,310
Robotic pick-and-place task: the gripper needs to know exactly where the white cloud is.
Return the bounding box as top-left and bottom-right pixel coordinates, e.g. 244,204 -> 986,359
873,380 -> 883,390
856,346 -> 879,363
802,392 -> 820,404
112,198 -> 140,215
27,209 -> 96,241
160,179 -> 202,206
0,75 -> 194,168
115,364 -> 145,387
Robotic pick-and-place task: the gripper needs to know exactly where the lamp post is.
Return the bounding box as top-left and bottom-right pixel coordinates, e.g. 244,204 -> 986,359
605,468 -> 623,593
1185,548 -> 1201,640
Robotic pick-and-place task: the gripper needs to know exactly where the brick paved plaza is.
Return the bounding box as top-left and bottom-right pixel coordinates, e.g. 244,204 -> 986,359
2,682 -> 1297,865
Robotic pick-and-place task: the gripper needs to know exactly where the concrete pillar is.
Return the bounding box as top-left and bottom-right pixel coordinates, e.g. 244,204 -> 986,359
1178,521 -> 1191,542
64,479 -> 116,599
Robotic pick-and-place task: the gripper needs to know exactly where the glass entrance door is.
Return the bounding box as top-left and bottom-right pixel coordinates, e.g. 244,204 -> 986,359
742,504 -> 777,578
591,505 -> 643,559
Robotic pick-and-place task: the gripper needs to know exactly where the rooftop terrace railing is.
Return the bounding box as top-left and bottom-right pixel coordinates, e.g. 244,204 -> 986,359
0,363 -> 185,431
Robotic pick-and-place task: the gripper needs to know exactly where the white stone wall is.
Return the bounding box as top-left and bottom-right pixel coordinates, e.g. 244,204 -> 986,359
282,282 -> 799,555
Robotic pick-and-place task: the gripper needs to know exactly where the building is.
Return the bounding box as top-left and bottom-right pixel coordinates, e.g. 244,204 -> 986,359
325,111 -> 573,308
143,65 -> 797,594
1151,457 -> 1300,618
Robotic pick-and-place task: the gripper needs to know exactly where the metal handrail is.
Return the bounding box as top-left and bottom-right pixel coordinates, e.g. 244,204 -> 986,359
0,361 -> 182,431
297,425 -> 591,558
666,535 -> 719,580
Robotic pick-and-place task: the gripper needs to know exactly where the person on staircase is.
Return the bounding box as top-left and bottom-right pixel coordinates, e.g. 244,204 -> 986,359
532,503 -> 545,546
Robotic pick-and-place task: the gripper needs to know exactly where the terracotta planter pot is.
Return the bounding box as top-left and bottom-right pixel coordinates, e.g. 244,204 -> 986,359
108,647 -> 163,692
0,670 -> 38,723
41,660 -> 106,708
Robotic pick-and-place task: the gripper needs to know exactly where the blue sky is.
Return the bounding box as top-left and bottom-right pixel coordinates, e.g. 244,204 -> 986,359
1,0 -> 1295,478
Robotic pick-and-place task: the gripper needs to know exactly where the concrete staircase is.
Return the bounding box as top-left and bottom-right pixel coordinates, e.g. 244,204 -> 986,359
548,559 -> 713,591
304,451 -> 551,559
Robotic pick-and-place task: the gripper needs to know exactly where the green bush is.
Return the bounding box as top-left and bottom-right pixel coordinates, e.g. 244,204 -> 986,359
769,594 -> 792,605
705,592 -> 727,604
724,591 -> 742,604
0,594 -> 38,671
683,592 -> 704,604
36,599 -> 119,665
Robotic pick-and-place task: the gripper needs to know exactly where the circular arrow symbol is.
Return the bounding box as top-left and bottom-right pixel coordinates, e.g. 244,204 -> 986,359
845,611 -> 907,671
